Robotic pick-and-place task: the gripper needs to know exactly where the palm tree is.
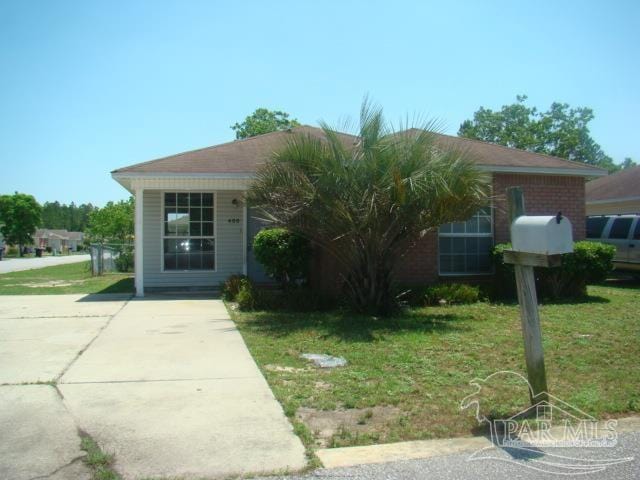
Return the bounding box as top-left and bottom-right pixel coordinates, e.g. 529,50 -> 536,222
247,100 -> 491,314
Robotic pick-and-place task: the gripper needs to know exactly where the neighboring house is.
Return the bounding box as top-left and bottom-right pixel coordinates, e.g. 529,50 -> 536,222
111,126 -> 606,297
586,165 -> 640,215
34,229 -> 84,252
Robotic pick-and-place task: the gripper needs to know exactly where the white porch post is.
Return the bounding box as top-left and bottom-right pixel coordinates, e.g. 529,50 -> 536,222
134,187 -> 144,297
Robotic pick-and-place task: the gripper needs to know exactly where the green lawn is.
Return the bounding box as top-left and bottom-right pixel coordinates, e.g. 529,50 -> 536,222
0,261 -> 133,295
229,282 -> 640,448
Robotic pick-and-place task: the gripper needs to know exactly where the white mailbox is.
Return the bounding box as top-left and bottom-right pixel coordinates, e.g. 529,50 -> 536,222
511,215 -> 573,255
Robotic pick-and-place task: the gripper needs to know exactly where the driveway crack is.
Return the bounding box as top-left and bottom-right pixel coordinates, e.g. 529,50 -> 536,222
27,454 -> 85,480
54,297 -> 131,384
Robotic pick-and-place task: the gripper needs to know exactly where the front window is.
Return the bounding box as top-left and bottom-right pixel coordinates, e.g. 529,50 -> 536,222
439,207 -> 493,275
163,192 -> 215,271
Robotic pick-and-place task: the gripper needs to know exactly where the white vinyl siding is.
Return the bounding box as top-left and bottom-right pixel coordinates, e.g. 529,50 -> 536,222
142,190 -> 244,288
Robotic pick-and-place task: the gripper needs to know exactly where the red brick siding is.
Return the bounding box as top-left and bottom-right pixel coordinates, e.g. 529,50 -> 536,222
394,231 -> 439,284
492,174 -> 586,244
310,173 -> 586,291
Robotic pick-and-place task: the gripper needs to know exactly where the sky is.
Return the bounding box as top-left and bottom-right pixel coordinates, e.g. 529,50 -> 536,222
1,0 -> 639,206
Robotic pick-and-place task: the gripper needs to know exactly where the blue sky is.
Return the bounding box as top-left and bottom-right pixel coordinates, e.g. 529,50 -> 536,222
1,0 -> 638,206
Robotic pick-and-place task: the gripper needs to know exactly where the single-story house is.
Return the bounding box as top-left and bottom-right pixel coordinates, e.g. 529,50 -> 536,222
111,126 -> 606,297
586,165 -> 640,215
34,229 -> 84,252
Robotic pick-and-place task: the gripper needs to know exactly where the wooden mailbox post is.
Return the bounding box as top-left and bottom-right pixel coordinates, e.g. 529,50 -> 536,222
504,187 -> 574,404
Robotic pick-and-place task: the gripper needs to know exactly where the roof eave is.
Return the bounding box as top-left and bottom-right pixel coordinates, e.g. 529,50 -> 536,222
586,195 -> 640,205
479,165 -> 608,177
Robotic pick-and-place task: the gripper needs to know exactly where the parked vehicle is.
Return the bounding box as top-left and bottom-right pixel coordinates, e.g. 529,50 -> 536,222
586,214 -> 640,271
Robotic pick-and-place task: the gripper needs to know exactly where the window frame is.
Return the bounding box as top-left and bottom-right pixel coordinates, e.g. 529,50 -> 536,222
160,191 -> 217,273
438,206 -> 494,276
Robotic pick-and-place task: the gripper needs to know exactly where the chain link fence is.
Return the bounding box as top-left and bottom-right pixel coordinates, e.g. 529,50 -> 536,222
89,243 -> 134,275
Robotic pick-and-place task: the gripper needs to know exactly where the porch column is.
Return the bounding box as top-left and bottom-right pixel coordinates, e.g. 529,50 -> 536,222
134,187 -> 144,297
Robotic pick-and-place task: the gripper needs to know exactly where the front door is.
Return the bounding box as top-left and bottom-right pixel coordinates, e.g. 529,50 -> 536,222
246,210 -> 272,283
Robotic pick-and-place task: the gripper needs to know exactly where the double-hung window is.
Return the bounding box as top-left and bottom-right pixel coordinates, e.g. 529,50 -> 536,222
163,192 -> 215,271
438,207 -> 493,275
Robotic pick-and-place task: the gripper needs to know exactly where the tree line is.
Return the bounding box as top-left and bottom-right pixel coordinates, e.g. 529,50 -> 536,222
41,201 -> 97,232
0,194 -> 134,255
235,99 -> 635,172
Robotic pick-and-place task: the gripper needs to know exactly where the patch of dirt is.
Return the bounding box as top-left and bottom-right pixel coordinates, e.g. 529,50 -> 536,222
296,405 -> 402,447
7,280 -> 87,288
264,364 -> 309,373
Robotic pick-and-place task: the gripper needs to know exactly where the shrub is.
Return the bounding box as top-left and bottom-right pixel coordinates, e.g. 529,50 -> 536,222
236,280 -> 285,311
221,274 -> 248,301
235,278 -> 334,312
236,279 -> 258,311
543,241 -> 615,298
394,285 -> 429,307
114,248 -> 134,272
492,241 -> 615,300
424,283 -> 480,306
252,228 -> 311,286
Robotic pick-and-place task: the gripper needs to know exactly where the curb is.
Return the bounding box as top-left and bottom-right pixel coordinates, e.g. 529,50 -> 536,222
316,416 -> 640,469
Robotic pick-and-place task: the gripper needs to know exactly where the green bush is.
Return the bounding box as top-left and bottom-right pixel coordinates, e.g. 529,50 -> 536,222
424,283 -> 480,306
492,241 -> 615,299
114,248 -> 134,272
253,228 -> 311,286
220,274 -> 248,301
236,279 -> 258,311
235,278 -> 334,312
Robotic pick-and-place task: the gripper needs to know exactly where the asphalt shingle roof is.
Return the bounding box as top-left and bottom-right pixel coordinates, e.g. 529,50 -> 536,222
112,125 -> 605,176
586,165 -> 640,201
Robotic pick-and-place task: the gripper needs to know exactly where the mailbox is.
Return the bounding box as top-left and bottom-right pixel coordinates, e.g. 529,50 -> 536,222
511,214 -> 573,255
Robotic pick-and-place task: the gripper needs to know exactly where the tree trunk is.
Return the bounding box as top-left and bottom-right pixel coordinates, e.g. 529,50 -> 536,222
19,244 -> 24,257
347,251 -> 394,315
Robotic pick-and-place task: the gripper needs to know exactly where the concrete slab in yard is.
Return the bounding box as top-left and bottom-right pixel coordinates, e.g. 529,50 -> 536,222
61,377 -> 307,479
0,385 -> 90,480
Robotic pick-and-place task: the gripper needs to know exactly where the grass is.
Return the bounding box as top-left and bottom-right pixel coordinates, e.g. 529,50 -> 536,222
80,434 -> 121,480
229,282 -> 640,448
0,261 -> 133,295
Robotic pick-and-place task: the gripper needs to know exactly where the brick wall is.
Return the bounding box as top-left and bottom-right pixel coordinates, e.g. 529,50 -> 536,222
310,173 -> 586,291
394,231 -> 439,284
492,174 -> 586,244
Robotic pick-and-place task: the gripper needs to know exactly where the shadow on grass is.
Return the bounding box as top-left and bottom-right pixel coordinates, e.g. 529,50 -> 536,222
97,277 -> 134,294
541,294 -> 610,305
603,277 -> 640,290
239,309 -> 471,343
75,278 -> 134,300
491,294 -> 610,306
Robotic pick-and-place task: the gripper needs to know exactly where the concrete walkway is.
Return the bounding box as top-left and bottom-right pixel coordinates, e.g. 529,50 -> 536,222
0,294 -> 306,480
0,254 -> 90,274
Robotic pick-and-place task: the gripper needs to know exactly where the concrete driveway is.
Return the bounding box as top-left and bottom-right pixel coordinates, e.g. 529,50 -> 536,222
0,254 -> 90,274
0,294 -> 306,480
